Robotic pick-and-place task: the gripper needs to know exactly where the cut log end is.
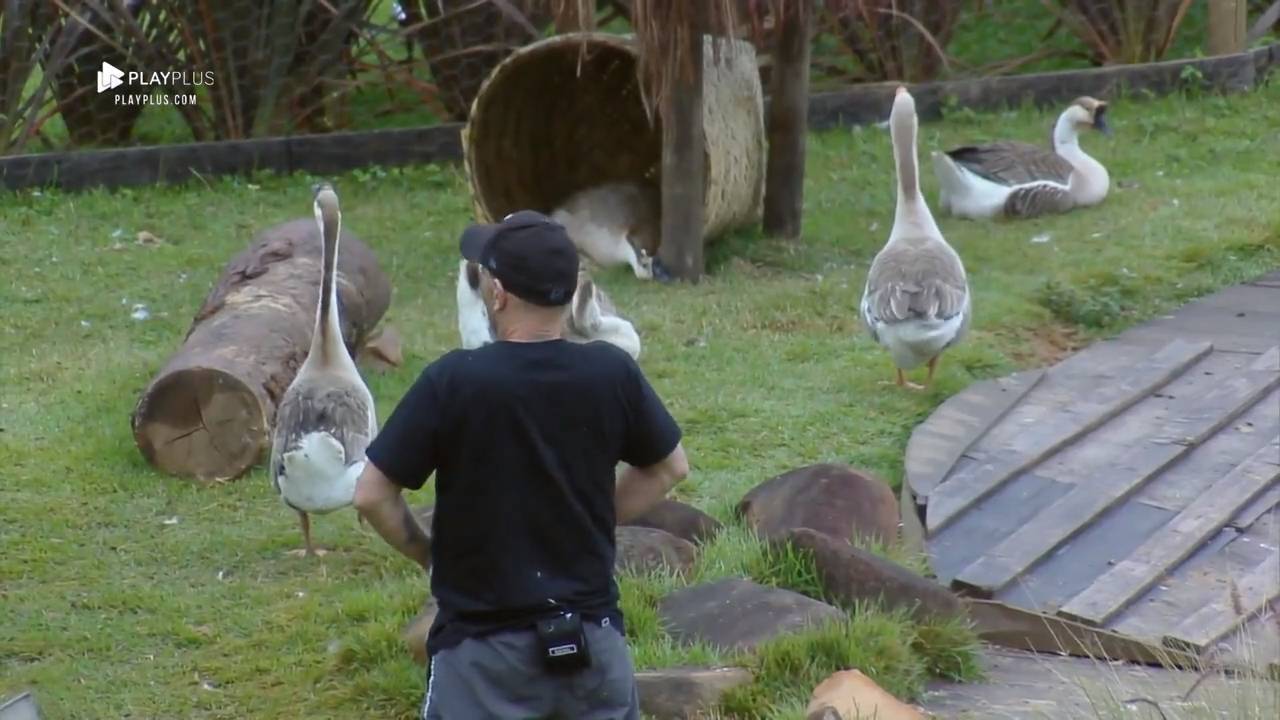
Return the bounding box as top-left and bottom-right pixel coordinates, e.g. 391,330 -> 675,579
132,367 -> 268,481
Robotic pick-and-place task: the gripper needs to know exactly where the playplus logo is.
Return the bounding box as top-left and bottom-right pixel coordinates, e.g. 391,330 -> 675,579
95,61 -> 213,106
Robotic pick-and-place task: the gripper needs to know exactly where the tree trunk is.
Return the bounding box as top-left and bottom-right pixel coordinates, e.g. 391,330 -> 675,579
658,9 -> 707,282
762,0 -> 812,239
130,218 -> 391,482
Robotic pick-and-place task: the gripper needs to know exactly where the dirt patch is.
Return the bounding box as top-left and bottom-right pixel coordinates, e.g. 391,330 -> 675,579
1006,322 -> 1085,368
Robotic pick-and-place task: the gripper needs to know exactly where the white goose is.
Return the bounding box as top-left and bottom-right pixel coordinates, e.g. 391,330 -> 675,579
269,182 -> 378,557
861,87 -> 972,390
549,181 -> 671,282
930,96 -> 1112,220
455,259 -> 642,360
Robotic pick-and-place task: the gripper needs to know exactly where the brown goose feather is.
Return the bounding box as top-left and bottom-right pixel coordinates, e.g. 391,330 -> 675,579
944,140 -> 1073,187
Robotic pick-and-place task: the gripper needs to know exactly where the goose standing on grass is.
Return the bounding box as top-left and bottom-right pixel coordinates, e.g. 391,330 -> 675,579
930,96 -> 1112,220
269,182 -> 377,558
861,86 -> 971,390
550,181 -> 672,282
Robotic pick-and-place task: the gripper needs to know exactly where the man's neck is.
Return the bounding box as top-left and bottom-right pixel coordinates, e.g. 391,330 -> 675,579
496,321 -> 563,343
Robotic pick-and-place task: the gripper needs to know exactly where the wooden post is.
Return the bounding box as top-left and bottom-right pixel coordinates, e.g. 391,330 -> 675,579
657,7 -> 706,282
1207,0 -> 1248,56
762,0 -> 812,239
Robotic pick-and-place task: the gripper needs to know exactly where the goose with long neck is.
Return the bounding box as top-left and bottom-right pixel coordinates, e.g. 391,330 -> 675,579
930,96 -> 1112,220
860,86 -> 971,390
268,182 -> 377,558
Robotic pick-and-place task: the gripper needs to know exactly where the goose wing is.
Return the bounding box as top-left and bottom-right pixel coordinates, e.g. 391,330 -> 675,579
269,382 -> 375,494
862,239 -> 969,334
1003,181 -> 1075,218
945,141 -> 1073,186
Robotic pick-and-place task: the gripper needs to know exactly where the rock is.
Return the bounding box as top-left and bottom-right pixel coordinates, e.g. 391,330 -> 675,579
624,499 -> 723,545
404,598 -> 439,666
806,669 -> 927,720
636,666 -> 754,719
658,577 -> 846,654
783,528 -> 965,624
616,526 -> 698,577
738,463 -> 900,546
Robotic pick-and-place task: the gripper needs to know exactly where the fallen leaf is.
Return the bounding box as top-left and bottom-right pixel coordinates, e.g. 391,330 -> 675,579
136,230 -> 163,246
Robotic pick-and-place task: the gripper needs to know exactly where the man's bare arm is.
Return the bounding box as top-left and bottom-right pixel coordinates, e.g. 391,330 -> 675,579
353,461 -> 432,573
615,442 -> 689,525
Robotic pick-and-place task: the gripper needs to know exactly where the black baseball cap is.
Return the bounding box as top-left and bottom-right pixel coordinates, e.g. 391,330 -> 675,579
459,210 -> 579,306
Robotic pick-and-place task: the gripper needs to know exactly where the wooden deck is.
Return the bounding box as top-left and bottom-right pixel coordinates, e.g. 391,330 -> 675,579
906,269 -> 1280,675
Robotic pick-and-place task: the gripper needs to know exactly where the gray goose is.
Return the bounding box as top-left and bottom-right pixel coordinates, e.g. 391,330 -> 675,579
549,180 -> 672,282
268,182 -> 377,558
860,87 -> 972,390
930,96 -> 1112,219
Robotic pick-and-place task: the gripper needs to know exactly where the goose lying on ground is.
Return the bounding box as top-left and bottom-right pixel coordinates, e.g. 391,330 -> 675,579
456,259 -> 642,359
268,182 -> 377,558
861,87 -> 972,390
931,96 -> 1112,220
550,180 -> 672,282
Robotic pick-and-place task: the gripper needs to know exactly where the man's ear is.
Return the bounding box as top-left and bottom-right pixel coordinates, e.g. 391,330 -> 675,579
489,278 -> 507,312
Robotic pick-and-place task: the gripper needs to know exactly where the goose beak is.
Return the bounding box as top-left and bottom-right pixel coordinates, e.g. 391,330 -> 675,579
650,256 -> 674,283
1093,112 -> 1112,136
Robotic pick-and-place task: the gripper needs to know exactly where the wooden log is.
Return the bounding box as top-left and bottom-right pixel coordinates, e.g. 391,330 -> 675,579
762,0 -> 813,239
1208,0 -> 1249,56
657,12 -> 708,282
130,217 -> 391,482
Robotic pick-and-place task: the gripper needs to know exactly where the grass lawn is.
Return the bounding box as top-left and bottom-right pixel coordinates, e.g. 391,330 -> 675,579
3,76 -> 1280,718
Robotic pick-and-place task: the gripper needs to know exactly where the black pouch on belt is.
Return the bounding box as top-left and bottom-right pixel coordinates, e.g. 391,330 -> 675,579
534,611 -> 592,673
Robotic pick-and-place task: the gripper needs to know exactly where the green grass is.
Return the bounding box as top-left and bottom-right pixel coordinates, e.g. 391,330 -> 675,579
3,78 -> 1280,718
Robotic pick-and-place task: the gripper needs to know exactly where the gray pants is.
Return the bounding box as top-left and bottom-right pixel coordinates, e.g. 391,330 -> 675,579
421,620 -> 640,719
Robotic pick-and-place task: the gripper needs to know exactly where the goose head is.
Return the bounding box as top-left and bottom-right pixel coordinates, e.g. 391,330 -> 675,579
1070,96 -> 1111,136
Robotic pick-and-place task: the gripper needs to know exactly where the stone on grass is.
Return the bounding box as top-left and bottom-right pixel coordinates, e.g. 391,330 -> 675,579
738,463 -> 900,546
658,577 -> 845,654
783,528 -> 965,624
403,598 -> 438,666
616,526 -> 698,577
806,669 -> 926,720
623,499 -> 723,545
636,666 -> 753,719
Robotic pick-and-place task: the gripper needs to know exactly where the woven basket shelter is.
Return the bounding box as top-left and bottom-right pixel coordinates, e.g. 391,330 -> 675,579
461,32 -> 766,244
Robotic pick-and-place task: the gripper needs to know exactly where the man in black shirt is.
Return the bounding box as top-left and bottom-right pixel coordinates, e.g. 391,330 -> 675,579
352,210 -> 689,719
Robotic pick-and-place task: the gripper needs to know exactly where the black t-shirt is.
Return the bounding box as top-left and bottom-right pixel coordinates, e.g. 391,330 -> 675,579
364,338 -> 682,657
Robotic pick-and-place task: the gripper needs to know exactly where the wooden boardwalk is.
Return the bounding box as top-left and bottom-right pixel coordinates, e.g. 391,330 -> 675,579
906,269 -> 1280,675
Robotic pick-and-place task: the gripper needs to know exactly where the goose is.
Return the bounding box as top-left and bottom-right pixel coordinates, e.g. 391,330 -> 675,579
455,259 -> 642,359
930,96 -> 1112,220
268,182 -> 378,558
549,180 -> 672,282
860,87 -> 972,390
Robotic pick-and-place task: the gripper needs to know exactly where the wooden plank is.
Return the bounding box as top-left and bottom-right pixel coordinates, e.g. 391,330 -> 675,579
1058,439 -> 1280,626
656,23 -> 708,282
1215,609 -> 1280,681
1162,549 -> 1280,654
963,599 -> 1202,669
1231,484 -> 1280,531
1134,386 -> 1280,514
0,124 -> 464,193
1208,0 -> 1249,56
804,47 -> 1268,131
950,347 -> 1280,597
928,472 -> 1073,586
761,0 -> 812,239
905,369 -> 1045,502
927,339 -> 1213,532
285,125 -> 463,176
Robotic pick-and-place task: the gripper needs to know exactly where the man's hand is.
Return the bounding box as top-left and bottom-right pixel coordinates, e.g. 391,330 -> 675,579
353,461 -> 433,574
615,442 -> 690,525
